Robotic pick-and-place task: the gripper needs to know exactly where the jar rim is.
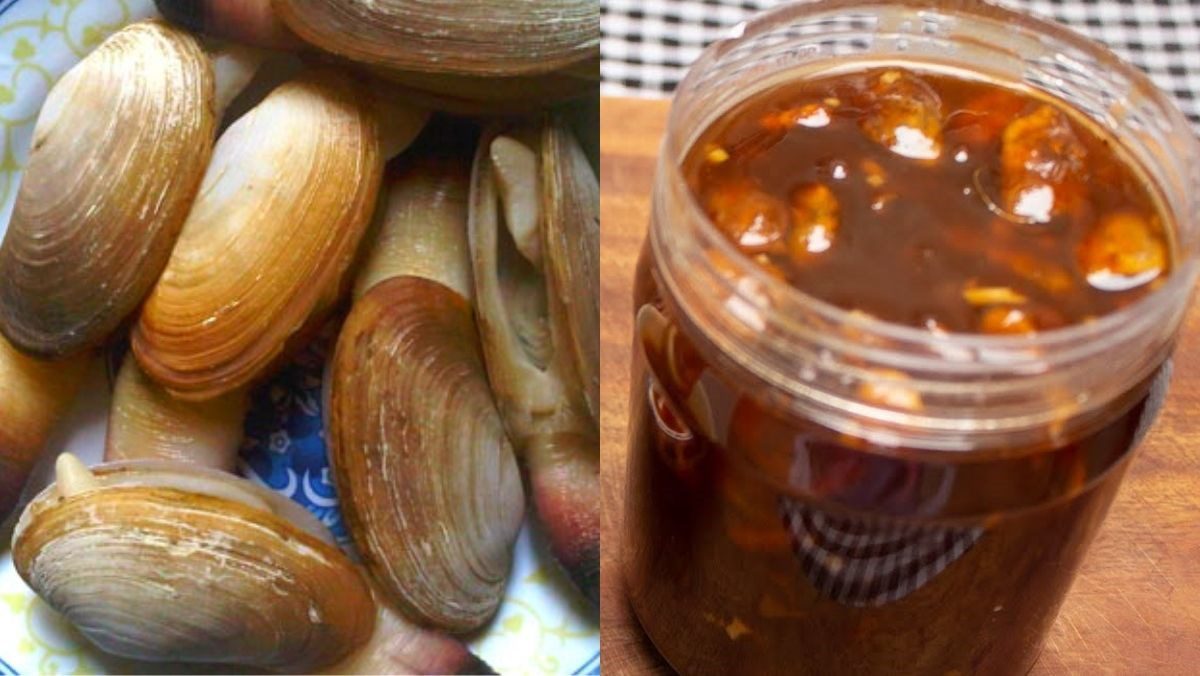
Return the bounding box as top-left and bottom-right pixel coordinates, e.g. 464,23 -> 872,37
660,0 -> 1200,363
651,0 -> 1200,450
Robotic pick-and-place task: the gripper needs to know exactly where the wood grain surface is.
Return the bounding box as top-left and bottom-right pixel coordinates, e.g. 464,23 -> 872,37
599,96 -> 1200,675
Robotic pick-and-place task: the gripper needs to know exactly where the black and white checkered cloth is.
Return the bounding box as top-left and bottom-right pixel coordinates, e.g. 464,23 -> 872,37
601,0 -> 1200,130
780,498 -> 983,606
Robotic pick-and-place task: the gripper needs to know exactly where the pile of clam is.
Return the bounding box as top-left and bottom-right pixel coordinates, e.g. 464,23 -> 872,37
0,1 -> 598,673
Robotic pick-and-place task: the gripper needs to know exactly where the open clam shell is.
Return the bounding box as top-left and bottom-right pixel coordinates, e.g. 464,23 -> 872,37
274,0 -> 599,78
12,457 -> 375,673
0,21 -> 216,358
133,69 -> 391,401
469,119 -> 600,606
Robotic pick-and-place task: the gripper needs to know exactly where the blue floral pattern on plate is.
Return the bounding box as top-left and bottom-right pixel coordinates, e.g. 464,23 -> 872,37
238,321 -> 353,549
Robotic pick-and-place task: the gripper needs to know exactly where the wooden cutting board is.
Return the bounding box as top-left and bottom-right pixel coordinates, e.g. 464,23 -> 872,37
599,96 -> 1200,675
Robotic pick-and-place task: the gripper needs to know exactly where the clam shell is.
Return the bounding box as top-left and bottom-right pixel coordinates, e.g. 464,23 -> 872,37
370,64 -> 598,114
470,127 -> 562,431
468,121 -> 596,437
133,70 -> 383,401
12,461 -> 375,672
274,0 -> 599,77
0,21 -> 215,358
541,118 -> 600,422
330,276 -> 524,632
0,338 -> 86,522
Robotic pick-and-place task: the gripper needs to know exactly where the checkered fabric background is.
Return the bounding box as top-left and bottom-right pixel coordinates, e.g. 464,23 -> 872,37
600,0 -> 1200,130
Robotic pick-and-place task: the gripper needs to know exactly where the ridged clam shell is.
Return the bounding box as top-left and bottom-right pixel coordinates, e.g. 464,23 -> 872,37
0,21 -> 215,358
370,64 -> 598,114
274,0 -> 599,77
330,276 -> 524,632
542,117 -> 600,422
12,461 -> 375,672
133,70 -> 383,401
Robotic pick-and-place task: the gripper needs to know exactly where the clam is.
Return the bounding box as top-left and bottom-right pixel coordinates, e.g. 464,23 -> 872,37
469,118 -> 600,605
132,70 -> 427,401
331,156 -> 525,632
14,456 -> 495,673
14,456 -> 494,673
0,21 -> 261,359
0,338 -> 87,523
540,119 -> 600,418
105,353 -> 248,471
154,1 -> 597,111
273,0 -> 598,78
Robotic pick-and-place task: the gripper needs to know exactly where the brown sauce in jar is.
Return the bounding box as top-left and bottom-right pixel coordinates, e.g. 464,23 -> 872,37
684,66 -> 1173,333
624,65 -> 1176,675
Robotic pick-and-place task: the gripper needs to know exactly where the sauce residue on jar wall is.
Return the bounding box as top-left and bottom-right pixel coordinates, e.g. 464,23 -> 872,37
683,66 -> 1173,333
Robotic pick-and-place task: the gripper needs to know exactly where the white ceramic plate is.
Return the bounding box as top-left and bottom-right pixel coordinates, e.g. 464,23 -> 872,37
0,1 -> 600,674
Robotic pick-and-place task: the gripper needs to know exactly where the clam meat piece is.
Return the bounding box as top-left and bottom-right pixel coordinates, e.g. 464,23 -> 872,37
704,178 -> 789,253
1080,211 -> 1168,292
0,21 -> 216,358
787,183 -> 840,260
999,104 -> 1088,223
860,68 -> 944,161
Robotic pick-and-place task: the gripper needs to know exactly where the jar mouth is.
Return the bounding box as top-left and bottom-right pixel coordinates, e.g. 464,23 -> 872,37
652,0 -> 1200,450
662,0 -> 1199,363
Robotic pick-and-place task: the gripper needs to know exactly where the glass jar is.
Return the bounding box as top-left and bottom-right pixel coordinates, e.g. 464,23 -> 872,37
621,1 -> 1200,674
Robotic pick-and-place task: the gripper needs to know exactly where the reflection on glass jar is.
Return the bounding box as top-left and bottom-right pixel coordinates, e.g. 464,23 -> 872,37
621,2 -> 1200,675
